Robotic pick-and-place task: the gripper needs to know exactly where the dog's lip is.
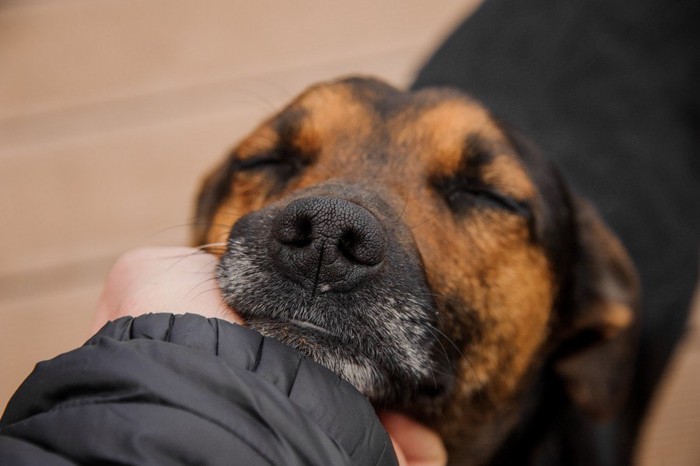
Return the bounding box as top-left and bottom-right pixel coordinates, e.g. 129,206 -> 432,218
249,315 -> 339,338
286,318 -> 336,337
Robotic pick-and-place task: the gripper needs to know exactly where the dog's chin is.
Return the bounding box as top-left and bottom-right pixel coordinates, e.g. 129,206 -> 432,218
246,316 -> 398,401
217,237 -> 451,406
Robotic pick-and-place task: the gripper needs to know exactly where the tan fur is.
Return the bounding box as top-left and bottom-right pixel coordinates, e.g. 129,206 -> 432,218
195,78 -> 639,465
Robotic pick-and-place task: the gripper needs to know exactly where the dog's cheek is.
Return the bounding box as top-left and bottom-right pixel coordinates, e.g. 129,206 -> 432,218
206,173 -> 278,247
421,247 -> 555,457
417,214 -> 555,403
485,245 -> 554,390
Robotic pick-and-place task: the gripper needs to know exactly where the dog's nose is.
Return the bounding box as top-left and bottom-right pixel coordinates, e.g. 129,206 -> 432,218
271,196 -> 386,293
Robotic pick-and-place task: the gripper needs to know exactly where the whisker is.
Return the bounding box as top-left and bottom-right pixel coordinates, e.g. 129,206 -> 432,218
186,276 -> 221,296
396,197 -> 409,222
407,213 -> 439,232
187,284 -> 224,302
147,221 -> 234,238
152,248 -> 222,275
423,325 -> 453,371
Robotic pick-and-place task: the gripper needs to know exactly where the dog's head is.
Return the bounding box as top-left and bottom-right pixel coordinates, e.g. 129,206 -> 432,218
194,77 -> 638,461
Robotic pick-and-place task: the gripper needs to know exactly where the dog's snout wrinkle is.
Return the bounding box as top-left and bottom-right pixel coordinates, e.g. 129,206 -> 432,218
311,240 -> 325,298
272,196 -> 387,292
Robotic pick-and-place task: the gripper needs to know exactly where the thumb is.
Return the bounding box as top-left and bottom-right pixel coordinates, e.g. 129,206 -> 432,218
380,412 -> 447,466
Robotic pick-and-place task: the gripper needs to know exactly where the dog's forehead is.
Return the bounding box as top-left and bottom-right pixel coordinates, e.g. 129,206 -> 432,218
392,90 -> 504,154
286,78 -> 501,143
388,93 -> 536,197
236,78 -> 539,202
286,80 -> 522,155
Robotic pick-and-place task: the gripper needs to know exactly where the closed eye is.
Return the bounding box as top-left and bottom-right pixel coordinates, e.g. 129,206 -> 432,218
235,154 -> 288,171
445,185 -> 531,217
234,146 -> 311,178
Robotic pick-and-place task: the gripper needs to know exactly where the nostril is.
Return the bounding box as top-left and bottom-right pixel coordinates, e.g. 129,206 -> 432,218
338,230 -> 359,262
338,227 -> 384,266
271,196 -> 387,291
275,214 -> 314,247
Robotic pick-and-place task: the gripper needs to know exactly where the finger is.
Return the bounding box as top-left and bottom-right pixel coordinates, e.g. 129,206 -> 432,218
380,412 -> 447,466
93,247 -> 240,332
387,432 -> 409,466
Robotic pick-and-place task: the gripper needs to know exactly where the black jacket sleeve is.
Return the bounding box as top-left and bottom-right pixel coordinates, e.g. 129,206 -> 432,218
0,313 -> 398,466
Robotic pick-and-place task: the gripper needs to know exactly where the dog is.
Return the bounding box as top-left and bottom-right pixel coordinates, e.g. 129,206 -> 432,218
193,77 -> 639,465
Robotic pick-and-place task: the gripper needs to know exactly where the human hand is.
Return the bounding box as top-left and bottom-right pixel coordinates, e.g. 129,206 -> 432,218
93,246 -> 241,332
381,412 -> 447,466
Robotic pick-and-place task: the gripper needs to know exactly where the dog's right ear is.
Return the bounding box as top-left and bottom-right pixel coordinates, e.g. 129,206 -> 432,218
553,197 -> 640,419
192,155 -> 237,247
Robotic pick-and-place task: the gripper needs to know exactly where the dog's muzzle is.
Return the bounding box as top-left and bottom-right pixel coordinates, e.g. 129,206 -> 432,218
270,196 -> 387,294
217,187 -> 449,404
